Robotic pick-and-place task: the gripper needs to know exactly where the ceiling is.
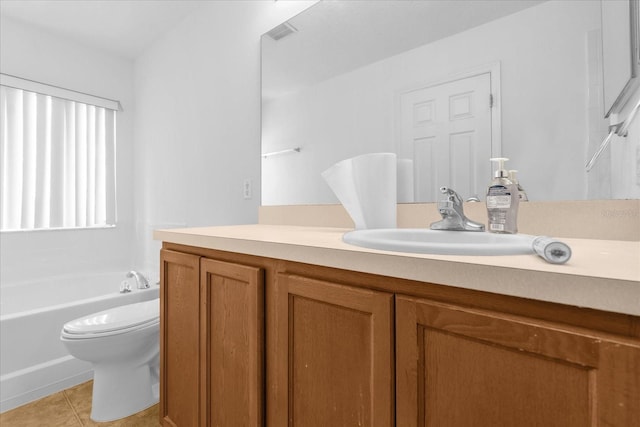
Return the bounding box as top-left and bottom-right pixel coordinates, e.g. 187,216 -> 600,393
262,0 -> 546,99
0,0 -> 205,60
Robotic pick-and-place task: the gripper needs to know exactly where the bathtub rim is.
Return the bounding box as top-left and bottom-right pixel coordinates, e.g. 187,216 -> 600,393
1,285 -> 159,322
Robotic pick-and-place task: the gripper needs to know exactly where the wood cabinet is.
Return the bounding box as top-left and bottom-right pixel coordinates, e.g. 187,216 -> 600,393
268,274 -> 394,427
396,295 -> 640,427
160,249 -> 264,427
160,243 -> 640,427
160,250 -> 200,427
200,258 -> 264,427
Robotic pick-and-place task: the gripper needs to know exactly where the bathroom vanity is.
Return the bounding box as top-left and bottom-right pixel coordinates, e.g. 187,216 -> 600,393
155,223 -> 640,427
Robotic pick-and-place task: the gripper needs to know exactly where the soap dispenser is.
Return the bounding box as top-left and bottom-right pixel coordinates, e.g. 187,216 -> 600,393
486,158 -> 519,234
508,170 -> 529,201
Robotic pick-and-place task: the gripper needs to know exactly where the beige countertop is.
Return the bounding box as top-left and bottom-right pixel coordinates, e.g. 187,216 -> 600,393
154,224 -> 640,316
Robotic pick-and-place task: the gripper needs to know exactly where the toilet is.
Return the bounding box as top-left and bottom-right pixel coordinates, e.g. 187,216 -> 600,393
60,298 -> 160,422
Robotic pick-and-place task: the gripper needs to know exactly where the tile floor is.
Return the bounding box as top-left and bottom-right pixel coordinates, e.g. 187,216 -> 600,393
0,381 -> 159,426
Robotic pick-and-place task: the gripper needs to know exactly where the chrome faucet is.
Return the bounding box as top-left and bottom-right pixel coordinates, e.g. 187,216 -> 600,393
430,187 -> 485,232
126,270 -> 150,289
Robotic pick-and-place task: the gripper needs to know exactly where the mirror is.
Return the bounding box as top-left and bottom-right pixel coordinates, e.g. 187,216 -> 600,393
262,0 -> 632,205
603,0 -> 640,118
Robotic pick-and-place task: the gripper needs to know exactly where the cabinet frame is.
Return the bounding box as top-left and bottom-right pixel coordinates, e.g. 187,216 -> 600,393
160,249 -> 201,427
161,242 -> 640,427
160,249 -> 266,427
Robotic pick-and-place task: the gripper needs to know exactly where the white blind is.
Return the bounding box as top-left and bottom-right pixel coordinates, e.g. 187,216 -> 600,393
0,73 -> 121,111
0,85 -> 117,231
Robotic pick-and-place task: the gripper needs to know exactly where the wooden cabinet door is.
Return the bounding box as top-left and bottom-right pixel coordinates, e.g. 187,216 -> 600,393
200,259 -> 264,427
269,274 -> 394,427
396,295 -> 640,427
160,249 -> 201,427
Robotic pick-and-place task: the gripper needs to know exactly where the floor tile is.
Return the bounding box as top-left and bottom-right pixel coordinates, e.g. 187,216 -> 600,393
62,381 -> 94,425
64,381 -> 159,426
1,381 -> 159,426
80,404 -> 159,427
0,391 -> 81,427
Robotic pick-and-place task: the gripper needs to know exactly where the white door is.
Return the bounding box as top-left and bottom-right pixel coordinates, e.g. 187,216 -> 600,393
399,73 -> 494,202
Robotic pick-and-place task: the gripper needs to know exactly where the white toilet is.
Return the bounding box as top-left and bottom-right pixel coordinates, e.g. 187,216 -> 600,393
60,298 -> 160,422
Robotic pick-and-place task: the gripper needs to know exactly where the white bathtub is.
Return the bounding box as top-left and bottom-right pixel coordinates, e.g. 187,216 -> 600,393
0,272 -> 159,413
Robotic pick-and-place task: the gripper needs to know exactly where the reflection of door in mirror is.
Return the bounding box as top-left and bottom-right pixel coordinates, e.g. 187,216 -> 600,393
399,73 -> 493,202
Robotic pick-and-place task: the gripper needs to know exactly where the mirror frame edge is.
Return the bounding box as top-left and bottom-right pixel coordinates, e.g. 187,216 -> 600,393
606,0 -> 640,121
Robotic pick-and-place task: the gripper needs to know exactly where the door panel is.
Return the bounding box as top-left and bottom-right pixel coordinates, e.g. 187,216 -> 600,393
160,249 -> 201,427
270,274 -> 394,427
399,73 -> 493,202
200,258 -> 264,427
396,295 -> 640,427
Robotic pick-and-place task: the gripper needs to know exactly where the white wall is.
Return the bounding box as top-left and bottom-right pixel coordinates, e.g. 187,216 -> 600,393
0,1 -> 315,284
0,16 -> 135,285
133,0 -> 315,273
262,0 -> 623,204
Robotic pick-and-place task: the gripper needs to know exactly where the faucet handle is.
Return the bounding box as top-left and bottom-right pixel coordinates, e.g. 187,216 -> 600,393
439,187 -> 463,205
119,280 -> 132,293
431,186 -> 485,232
437,199 -> 455,212
439,187 -> 454,197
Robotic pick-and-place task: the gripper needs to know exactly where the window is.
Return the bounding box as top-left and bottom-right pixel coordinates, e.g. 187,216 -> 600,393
0,75 -> 118,231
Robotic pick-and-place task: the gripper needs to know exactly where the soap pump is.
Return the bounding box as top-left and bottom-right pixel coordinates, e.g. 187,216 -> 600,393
486,157 -> 519,234
508,170 -> 529,202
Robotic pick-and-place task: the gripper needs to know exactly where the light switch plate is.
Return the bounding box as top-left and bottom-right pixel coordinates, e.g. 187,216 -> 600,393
243,179 -> 252,199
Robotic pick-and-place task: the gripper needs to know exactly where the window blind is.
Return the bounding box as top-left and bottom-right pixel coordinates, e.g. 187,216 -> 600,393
0,84 -> 117,231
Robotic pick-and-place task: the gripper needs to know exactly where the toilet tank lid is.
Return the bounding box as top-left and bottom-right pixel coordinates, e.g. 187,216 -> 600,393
63,298 -> 159,335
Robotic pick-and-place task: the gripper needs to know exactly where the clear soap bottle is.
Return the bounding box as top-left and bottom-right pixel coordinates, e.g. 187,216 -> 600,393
508,169 -> 529,202
486,158 -> 519,234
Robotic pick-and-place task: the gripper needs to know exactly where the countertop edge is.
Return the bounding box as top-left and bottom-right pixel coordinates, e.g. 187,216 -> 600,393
154,226 -> 640,316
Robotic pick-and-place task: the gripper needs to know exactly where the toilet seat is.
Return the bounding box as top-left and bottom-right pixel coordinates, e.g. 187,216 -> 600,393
62,299 -> 159,339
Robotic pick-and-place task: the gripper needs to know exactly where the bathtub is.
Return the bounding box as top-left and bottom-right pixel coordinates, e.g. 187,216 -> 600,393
0,272 -> 159,413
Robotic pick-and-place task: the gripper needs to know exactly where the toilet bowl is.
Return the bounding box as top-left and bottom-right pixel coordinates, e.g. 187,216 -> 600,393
60,298 -> 160,422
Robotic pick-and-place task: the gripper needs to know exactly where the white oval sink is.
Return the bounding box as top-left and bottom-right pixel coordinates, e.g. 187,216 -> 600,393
343,228 -> 537,256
